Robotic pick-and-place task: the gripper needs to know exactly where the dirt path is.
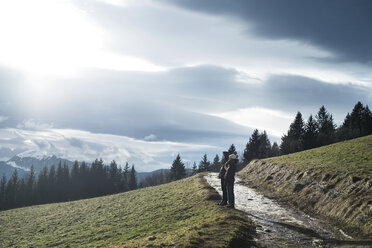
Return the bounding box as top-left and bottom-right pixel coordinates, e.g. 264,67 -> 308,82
205,173 -> 372,248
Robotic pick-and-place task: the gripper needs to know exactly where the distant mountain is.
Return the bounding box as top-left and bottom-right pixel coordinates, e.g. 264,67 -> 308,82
0,161 -> 30,180
0,155 -> 75,180
7,155 -> 75,173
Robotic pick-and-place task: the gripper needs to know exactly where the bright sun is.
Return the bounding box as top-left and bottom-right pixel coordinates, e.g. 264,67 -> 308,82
0,0 -> 164,78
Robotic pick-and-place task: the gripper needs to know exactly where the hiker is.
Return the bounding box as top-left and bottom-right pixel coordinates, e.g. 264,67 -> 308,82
217,151 -> 229,206
224,154 -> 238,208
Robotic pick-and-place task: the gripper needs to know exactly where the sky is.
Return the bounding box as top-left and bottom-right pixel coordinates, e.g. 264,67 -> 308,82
0,0 -> 371,171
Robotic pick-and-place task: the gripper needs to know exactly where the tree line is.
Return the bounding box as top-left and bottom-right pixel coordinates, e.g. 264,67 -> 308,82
172,101 -> 372,178
0,159 -> 137,211
280,101 -> 372,155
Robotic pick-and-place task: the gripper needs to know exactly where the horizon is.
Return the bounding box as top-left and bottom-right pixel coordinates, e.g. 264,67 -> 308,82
0,0 -> 371,171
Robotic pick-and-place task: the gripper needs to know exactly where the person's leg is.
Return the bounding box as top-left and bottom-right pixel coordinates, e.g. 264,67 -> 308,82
226,181 -> 234,207
221,178 -> 227,204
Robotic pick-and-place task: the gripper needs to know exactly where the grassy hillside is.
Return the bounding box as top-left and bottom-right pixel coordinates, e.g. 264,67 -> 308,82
238,135 -> 372,238
264,134 -> 372,178
0,174 -> 255,247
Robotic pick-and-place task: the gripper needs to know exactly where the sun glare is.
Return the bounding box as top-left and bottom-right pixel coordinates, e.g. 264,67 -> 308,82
0,0 -> 163,77
0,0 -> 105,77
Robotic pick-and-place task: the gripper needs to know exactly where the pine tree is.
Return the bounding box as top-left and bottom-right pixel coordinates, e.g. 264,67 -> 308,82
316,106 -> 336,146
0,174 -> 6,210
37,167 -> 49,204
362,105 -> 372,135
191,162 -> 197,175
243,129 -> 260,163
212,154 -> 220,172
270,142 -> 280,157
258,131 -> 271,158
350,101 -> 364,136
26,165 -> 35,205
79,161 -> 89,198
70,161 -> 80,200
169,154 -> 186,181
228,144 -> 237,156
128,165 -> 137,190
5,170 -> 19,209
281,112 -> 305,154
109,160 -> 120,193
198,154 -> 211,172
121,162 -> 130,191
48,165 -> 56,202
303,115 -> 318,150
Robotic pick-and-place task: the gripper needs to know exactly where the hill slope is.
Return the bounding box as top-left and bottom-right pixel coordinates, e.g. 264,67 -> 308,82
0,174 -> 255,247
238,135 -> 372,238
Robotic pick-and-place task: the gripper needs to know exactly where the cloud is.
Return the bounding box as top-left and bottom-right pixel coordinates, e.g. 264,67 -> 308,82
0,116 -> 8,123
144,134 -> 157,141
210,107 -> 293,138
0,127 -> 217,171
163,0 -> 372,63
16,119 -> 54,130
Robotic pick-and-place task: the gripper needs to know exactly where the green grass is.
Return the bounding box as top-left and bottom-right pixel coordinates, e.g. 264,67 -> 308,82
264,135 -> 372,178
0,174 -> 255,247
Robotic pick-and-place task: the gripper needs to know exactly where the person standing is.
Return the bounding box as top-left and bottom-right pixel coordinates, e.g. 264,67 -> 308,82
224,154 -> 238,208
217,151 -> 229,205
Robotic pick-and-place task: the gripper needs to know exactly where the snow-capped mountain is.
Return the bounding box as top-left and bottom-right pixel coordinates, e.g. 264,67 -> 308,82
0,154 -> 75,180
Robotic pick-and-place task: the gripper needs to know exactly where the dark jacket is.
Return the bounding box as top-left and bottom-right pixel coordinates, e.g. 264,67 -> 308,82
218,166 -> 226,179
224,159 -> 237,182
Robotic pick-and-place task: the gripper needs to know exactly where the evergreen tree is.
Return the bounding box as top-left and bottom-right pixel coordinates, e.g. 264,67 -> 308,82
228,144 -> 237,156
211,154 -> 220,172
258,131 -> 271,158
0,174 -> 6,210
5,170 -> 19,209
243,129 -> 260,163
37,167 -> 49,204
244,129 -> 272,162
198,154 -> 211,172
121,162 -> 130,191
362,105 -> 372,135
128,165 -> 137,190
70,161 -> 80,199
303,115 -> 318,150
350,101 -> 364,135
55,162 -> 64,201
281,112 -> 305,154
48,165 -> 56,202
109,160 -> 120,193
270,142 -> 281,157
191,162 -> 197,175
316,106 -> 336,146
169,154 -> 186,181
79,161 -> 89,198
26,165 -> 35,205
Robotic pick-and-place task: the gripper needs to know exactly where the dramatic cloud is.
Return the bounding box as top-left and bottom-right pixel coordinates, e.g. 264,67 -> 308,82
163,0 -> 372,63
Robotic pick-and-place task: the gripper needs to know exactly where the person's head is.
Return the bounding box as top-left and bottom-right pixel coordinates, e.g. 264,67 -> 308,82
228,154 -> 237,160
228,154 -> 238,164
222,151 -> 229,163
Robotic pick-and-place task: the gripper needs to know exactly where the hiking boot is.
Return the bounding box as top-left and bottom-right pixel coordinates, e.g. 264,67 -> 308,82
226,204 -> 235,208
217,201 -> 227,206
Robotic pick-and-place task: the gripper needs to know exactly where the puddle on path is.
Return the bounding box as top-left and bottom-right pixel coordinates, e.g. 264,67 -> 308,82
205,173 -> 372,248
